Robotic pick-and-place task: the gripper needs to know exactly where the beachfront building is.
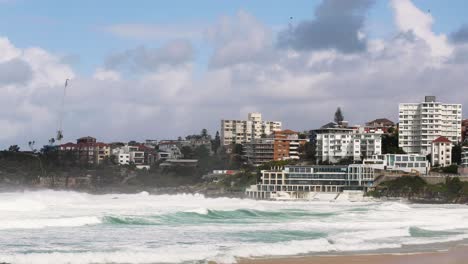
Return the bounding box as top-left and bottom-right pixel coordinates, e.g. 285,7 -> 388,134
220,112 -> 282,145
363,154 -> 430,175
244,130 -> 308,165
398,96 -> 462,155
245,164 -> 376,200
431,136 -> 452,167
314,126 -> 382,164
59,136 -> 111,165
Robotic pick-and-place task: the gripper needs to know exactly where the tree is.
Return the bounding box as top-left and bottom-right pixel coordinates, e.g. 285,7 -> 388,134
381,133 -> 406,154
452,144 -> 462,165
334,107 -> 344,124
28,141 -> 36,152
49,138 -> 56,145
232,144 -> 243,155
8,145 -> 20,152
181,146 -> 193,159
212,131 -> 221,153
201,128 -> 209,139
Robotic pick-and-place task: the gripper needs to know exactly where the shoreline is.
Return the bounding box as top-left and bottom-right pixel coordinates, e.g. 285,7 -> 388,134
239,244 -> 468,264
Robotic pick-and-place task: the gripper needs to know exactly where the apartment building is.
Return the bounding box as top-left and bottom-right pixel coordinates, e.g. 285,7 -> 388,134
399,96 -> 462,155
462,147 -> 468,167
314,127 -> 382,164
365,118 -> 395,133
431,136 -> 452,167
221,112 -> 282,145
113,144 -> 155,166
462,119 -> 468,142
244,130 -> 307,165
59,136 -> 110,165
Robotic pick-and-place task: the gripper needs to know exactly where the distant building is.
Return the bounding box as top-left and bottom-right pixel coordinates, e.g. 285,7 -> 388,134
365,118 -> 395,133
462,119 -> 468,142
59,136 -> 110,165
399,96 -> 462,155
363,154 -> 430,175
113,144 -> 156,167
158,140 -> 183,160
244,130 -> 307,165
313,126 -> 382,164
463,147 -> 468,168
431,136 -> 452,167
221,112 -> 282,145
245,164 -> 376,199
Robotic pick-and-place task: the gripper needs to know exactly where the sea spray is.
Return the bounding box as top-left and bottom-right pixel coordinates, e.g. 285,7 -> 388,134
1,190 -> 468,264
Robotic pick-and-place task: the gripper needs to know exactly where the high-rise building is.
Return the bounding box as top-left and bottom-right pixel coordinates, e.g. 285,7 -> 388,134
244,130 -> 307,165
313,126 -> 382,164
220,112 -> 282,145
399,96 -> 462,155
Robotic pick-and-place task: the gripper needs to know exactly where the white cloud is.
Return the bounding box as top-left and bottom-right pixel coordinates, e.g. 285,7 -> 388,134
390,0 -> 452,57
2,0 -> 468,149
93,68 -> 121,81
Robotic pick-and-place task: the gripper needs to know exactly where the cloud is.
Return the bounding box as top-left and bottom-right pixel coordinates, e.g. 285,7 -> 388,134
277,0 -> 374,53
0,59 -> 33,85
104,40 -> 193,73
104,23 -> 203,40
207,10 -> 275,67
390,0 -> 452,57
451,25 -> 468,44
2,0 -> 468,149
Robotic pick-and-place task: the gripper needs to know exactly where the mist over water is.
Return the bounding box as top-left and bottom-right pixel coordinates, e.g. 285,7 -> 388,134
1,191 -> 468,263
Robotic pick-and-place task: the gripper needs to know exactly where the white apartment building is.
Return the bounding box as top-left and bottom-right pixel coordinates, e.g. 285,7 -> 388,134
118,153 -> 130,165
462,147 -> 468,168
431,136 -> 452,167
399,96 -> 462,155
113,145 -> 145,165
363,154 -> 430,175
221,112 -> 282,145
315,127 -> 382,163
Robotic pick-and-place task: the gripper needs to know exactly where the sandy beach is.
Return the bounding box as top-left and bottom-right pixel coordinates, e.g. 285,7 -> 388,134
239,245 -> 468,264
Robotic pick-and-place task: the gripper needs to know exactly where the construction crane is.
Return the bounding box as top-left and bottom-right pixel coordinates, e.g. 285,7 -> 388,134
56,79 -> 70,144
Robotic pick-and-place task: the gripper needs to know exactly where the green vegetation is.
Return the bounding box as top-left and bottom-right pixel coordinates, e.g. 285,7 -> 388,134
370,176 -> 468,203
381,131 -> 406,154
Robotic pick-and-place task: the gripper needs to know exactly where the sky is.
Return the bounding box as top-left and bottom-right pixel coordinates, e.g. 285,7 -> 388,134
1,0 -> 468,149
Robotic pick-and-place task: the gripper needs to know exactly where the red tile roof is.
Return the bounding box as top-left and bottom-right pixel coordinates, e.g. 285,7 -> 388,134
432,136 -> 451,143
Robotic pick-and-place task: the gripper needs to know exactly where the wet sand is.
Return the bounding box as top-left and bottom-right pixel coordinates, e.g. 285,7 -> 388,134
239,245 -> 468,264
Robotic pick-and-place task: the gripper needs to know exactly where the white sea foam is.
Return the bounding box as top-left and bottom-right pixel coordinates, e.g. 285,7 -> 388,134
0,190 -> 467,264
0,216 -> 101,230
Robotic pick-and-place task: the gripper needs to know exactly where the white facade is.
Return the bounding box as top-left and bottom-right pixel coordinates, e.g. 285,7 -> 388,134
399,96 -> 462,155
431,138 -> 452,167
315,128 -> 382,163
363,154 -> 430,175
245,164 -> 376,200
158,143 -> 182,159
221,112 -> 282,145
118,153 -> 130,165
114,145 -> 145,165
462,147 -> 468,168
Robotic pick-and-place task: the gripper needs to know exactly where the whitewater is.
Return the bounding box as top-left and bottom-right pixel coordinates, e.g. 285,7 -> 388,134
1,191 -> 468,264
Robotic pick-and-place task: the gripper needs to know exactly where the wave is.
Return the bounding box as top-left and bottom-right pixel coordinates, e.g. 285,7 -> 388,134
100,208 -> 337,226
0,216 -> 101,230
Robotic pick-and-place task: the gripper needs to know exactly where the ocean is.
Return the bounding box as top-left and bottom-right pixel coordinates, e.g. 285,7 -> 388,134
0,190 -> 468,263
